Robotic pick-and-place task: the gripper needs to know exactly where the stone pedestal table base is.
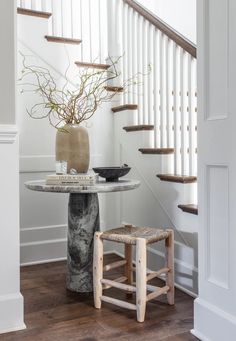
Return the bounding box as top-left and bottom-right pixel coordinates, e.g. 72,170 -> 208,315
67,193 -> 100,292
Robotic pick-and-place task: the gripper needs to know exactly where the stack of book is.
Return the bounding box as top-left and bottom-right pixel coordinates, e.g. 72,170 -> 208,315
46,173 -> 98,186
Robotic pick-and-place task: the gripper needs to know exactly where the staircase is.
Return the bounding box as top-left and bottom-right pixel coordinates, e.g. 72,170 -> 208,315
17,0 -> 198,295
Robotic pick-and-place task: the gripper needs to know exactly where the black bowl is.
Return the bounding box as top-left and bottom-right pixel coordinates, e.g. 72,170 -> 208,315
93,166 -> 131,182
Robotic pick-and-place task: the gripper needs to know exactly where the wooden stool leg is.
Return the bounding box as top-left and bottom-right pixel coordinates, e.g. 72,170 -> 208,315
93,232 -> 103,309
125,244 -> 133,295
136,238 -> 147,323
165,229 -> 175,305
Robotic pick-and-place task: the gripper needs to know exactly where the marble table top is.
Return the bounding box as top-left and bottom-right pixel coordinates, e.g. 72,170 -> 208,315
25,179 -> 141,194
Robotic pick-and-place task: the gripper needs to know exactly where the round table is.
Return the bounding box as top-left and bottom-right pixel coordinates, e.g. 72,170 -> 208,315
25,179 -> 140,293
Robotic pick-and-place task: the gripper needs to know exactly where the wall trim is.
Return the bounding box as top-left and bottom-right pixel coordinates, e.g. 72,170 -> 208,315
191,329 -> 211,341
0,293 -> 25,334
20,223 -> 67,233
21,257 -> 67,267
20,153 -> 103,173
0,125 -> 18,144
147,245 -> 198,274
193,298 -> 236,341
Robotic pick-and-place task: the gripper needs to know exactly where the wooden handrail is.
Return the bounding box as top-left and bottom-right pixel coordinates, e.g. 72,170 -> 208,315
123,0 -> 197,58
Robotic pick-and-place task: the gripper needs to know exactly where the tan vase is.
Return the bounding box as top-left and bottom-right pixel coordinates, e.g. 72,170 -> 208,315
56,124 -> 90,173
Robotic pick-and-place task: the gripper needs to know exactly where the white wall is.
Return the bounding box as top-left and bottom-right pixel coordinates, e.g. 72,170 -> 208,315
0,0 -> 25,334
18,14 -> 117,265
137,0 -> 196,44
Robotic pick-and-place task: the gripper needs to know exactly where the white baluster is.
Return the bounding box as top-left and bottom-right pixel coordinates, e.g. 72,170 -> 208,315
180,49 -> 189,175
51,0 -> 62,37
137,14 -> 144,124
189,56 -> 197,176
142,19 -> 148,124
159,33 -> 167,147
153,29 -> 160,147
122,3 -> 128,104
127,7 -> 133,104
24,0 -> 31,9
173,44 -> 181,174
88,0 -> 92,61
166,38 -> 171,147
41,0 -> 50,12
101,0 -> 108,64
79,0 -> 83,61
132,11 -> 138,106
147,23 -> 154,125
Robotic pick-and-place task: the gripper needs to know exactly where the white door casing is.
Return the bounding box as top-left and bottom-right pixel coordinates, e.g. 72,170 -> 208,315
193,0 -> 236,340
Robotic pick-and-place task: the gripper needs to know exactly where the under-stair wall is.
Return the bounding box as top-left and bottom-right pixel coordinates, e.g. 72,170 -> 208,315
17,2 -> 117,265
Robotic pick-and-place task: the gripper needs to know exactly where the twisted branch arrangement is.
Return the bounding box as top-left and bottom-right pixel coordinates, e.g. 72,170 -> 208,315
19,53 -> 145,130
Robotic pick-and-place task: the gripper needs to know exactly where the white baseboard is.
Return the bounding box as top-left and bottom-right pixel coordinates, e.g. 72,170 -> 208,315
20,238 -> 67,265
0,293 -> 25,335
193,298 -> 236,341
191,329 -> 210,341
0,125 -> 18,144
147,245 -> 198,297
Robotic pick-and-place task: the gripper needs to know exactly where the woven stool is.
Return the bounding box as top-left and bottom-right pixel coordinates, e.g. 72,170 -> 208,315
93,224 -> 174,322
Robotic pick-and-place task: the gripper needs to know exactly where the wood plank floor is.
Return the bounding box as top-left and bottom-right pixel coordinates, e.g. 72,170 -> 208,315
1,254 -> 198,341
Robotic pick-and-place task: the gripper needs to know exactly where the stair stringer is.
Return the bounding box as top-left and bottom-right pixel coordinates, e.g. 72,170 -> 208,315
113,108 -> 198,296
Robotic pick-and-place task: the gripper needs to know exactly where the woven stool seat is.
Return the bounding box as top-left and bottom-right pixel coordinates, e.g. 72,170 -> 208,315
101,225 -> 170,245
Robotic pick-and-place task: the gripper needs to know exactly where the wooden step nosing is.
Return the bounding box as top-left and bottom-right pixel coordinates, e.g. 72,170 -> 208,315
139,148 -> 174,155
104,86 -> 124,93
111,104 -> 138,113
17,7 -> 52,18
75,61 -> 110,70
123,125 -> 154,132
157,174 -> 197,184
45,36 -> 82,45
178,204 -> 198,215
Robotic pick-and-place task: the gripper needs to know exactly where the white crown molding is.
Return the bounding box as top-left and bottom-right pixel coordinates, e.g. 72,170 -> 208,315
0,125 -> 18,144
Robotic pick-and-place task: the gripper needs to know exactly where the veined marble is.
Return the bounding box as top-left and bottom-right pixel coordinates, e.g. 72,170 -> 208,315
25,179 -> 140,292
25,179 -> 140,193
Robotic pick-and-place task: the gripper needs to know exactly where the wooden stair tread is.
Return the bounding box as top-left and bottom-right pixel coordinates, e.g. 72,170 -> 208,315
104,86 -> 124,92
112,104 -> 138,113
75,61 -> 110,70
178,204 -> 198,215
45,36 -> 82,45
17,7 -> 52,18
157,174 -> 197,184
123,125 -> 154,132
139,148 -> 174,154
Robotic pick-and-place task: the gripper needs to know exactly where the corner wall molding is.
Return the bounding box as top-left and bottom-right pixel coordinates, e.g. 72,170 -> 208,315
0,125 -> 18,144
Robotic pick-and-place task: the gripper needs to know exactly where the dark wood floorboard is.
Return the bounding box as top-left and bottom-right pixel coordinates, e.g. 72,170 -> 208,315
1,254 -> 198,341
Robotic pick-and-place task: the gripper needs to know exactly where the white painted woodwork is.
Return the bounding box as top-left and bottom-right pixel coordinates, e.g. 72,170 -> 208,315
193,0 -> 236,340
0,0 -> 25,334
112,0 -> 197,177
